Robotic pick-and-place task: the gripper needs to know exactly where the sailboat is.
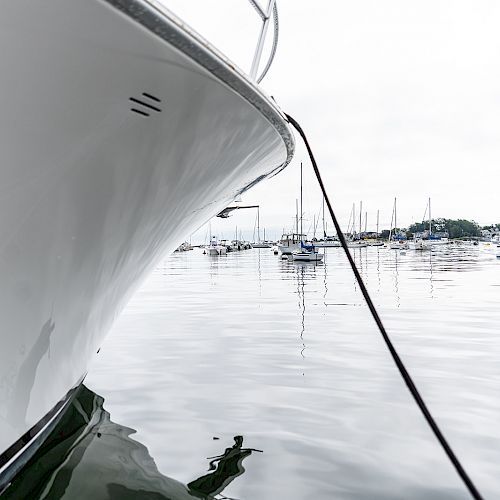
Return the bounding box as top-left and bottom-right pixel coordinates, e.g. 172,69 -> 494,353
314,196 -> 341,247
387,197 -> 409,250
345,202 -> 367,248
292,163 -> 324,262
410,198 -> 448,250
366,209 -> 384,246
278,199 -> 306,255
252,207 -> 272,248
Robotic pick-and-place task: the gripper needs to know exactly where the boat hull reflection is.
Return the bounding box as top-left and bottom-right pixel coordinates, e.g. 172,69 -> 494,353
2,385 -> 259,499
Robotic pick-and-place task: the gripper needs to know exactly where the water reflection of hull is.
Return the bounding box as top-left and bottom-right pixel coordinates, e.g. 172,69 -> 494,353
0,0 -> 292,485
2,386 -> 259,500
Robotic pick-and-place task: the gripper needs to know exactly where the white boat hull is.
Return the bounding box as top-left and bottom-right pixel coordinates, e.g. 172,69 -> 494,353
279,243 -> 300,255
347,241 -> 368,248
292,252 -> 324,262
388,241 -> 409,250
0,0 -> 293,481
314,241 -> 341,248
409,239 -> 448,250
207,246 -> 227,256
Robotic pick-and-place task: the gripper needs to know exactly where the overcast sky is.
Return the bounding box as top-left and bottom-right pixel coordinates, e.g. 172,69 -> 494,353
162,0 -> 500,242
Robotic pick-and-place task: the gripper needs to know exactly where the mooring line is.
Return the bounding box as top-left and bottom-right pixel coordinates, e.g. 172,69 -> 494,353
285,112 -> 483,500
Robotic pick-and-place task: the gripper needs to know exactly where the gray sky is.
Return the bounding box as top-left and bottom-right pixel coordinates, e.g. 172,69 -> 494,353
162,1 -> 500,242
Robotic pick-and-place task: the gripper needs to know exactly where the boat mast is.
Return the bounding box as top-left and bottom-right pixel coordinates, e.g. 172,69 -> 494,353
376,209 -> 380,238
364,211 -> 367,234
346,204 -> 352,237
359,201 -> 362,238
428,197 -> 432,236
322,196 -> 326,238
388,198 -> 395,242
300,161 -> 303,238
257,206 -> 260,243
394,197 -> 397,235
353,202 -> 356,239
295,199 -> 299,236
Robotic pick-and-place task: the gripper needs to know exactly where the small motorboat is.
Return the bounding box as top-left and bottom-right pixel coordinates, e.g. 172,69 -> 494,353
292,242 -> 324,262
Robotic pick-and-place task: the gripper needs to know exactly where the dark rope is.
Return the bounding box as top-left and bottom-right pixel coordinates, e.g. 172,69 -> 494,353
284,112 -> 483,500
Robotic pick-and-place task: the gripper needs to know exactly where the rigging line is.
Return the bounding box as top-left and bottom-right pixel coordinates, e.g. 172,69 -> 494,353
284,112 -> 483,500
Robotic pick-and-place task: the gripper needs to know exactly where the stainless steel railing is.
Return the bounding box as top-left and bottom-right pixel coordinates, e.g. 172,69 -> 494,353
247,0 -> 279,83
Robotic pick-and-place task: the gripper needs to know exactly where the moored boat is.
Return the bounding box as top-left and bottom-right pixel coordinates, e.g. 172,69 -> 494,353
292,242 -> 324,262
278,233 -> 306,255
0,0 -> 294,487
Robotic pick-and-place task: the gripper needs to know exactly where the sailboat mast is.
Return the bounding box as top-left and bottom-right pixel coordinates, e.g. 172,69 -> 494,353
388,198 -> 395,242
394,197 -> 397,233
359,201 -> 362,237
300,162 -> 303,238
428,197 -> 432,236
295,199 -> 299,235
322,196 -> 326,238
257,206 -> 260,243
376,209 -> 380,237
364,211 -> 367,233
353,203 -> 356,238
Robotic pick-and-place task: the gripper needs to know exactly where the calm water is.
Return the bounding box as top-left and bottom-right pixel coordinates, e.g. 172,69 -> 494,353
7,243 -> 500,499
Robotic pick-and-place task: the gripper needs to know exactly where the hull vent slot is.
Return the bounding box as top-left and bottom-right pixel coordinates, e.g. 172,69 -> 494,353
129,93 -> 162,116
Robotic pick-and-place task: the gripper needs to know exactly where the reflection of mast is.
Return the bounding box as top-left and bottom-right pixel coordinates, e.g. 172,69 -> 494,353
296,265 -> 307,361
377,246 -> 381,292
393,251 -> 400,308
429,248 -> 434,299
323,247 -> 328,303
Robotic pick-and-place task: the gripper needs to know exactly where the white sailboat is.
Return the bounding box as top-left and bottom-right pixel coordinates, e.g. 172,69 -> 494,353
410,198 -> 448,250
314,196 -> 341,247
387,198 -> 409,250
253,209 -> 272,248
292,163 -> 324,262
345,203 -> 367,248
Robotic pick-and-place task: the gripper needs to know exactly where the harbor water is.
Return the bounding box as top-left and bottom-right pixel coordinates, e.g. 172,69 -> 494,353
7,244 -> 500,499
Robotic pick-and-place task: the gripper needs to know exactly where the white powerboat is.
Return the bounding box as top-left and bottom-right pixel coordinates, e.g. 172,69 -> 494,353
314,237 -> 341,248
0,0 -> 294,487
278,233 -> 306,255
388,240 -> 409,250
292,242 -> 324,262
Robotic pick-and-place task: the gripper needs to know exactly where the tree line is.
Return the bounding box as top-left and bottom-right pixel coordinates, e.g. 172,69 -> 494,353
377,218 -> 497,239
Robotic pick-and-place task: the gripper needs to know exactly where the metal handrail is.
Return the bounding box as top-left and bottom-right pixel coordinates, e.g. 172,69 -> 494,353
248,0 -> 279,83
